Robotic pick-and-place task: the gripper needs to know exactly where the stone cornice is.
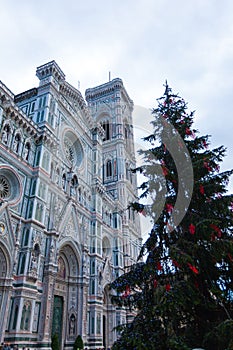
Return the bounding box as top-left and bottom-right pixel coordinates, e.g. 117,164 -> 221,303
0,80 -> 14,100
85,78 -> 134,110
36,60 -> 65,82
60,81 -> 93,129
1,93 -> 58,148
85,78 -> 123,100
2,99 -> 40,140
14,87 -> 38,103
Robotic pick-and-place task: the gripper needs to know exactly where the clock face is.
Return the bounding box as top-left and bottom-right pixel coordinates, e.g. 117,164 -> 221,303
63,131 -> 83,167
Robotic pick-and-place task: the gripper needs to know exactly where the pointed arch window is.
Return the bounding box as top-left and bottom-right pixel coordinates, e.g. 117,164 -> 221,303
12,305 -> 19,330
55,168 -> 60,185
35,148 -> 41,166
90,238 -> 96,253
20,300 -> 32,330
58,257 -> 66,279
91,260 -> 95,275
78,188 -> 82,202
1,125 -> 10,145
13,133 -> 21,153
91,279 -> 95,295
35,202 -> 43,222
114,253 -> 119,266
22,229 -> 30,247
23,142 -> 31,161
50,162 -> 54,180
102,120 -> 110,141
62,174 -> 66,190
42,151 -> 50,171
0,248 -> 7,277
97,313 -> 101,334
18,253 -> 26,275
72,175 -> 78,187
106,160 -> 112,178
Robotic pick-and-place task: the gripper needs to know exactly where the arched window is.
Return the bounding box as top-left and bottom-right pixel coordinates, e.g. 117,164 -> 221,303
22,229 -> 30,246
36,112 -> 40,123
102,237 -> 111,257
20,300 -> 32,330
109,213 -> 112,226
97,240 -> 101,255
90,238 -> 96,253
97,313 -> 101,334
91,279 -> 95,294
55,168 -> 60,185
72,175 -> 78,187
18,253 -> 26,275
124,126 -> 128,140
1,125 -> 10,145
69,313 -> 76,336
115,253 -> 119,266
34,243 -> 40,256
42,151 -> 50,171
35,148 -> 41,166
12,305 -> 19,330
0,248 -> 7,277
31,179 -> 37,195
101,120 -> 110,141
62,174 -> 66,190
37,110 -> 44,122
35,203 -> 43,222
50,162 -> 54,180
126,163 -> 129,180
106,160 -> 112,178
114,215 -> 118,229
27,201 -> 34,219
91,260 -> 95,275
78,188 -> 82,202
38,182 -> 46,199
23,142 -> 31,161
58,257 -> 66,279
114,238 -> 118,249
13,133 -> 21,153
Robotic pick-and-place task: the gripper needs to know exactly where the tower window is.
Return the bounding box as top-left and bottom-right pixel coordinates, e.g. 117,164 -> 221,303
102,120 -> 110,141
106,160 -> 112,178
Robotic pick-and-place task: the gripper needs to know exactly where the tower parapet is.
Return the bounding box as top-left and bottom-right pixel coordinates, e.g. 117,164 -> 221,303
85,78 -> 133,110
36,60 -> 65,88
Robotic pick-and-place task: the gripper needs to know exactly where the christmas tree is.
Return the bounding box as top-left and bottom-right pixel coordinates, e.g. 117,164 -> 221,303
111,83 -> 233,350
51,334 -> 60,350
73,335 -> 84,350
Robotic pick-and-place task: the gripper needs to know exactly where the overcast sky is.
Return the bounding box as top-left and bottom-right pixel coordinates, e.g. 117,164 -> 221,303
0,0 -> 232,202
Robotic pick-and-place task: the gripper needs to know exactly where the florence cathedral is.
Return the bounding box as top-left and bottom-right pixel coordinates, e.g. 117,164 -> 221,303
0,61 -> 141,349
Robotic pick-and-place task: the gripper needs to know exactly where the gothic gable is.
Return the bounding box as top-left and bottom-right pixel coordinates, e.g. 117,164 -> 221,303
60,81 -> 93,129
58,202 -> 81,243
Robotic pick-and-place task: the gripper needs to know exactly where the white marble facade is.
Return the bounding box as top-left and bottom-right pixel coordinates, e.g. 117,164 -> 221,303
0,61 -> 141,350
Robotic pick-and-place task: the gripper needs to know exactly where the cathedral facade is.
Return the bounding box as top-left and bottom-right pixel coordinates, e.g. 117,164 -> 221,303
0,61 -> 141,349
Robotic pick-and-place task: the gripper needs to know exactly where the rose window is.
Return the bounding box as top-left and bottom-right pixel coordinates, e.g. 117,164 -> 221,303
64,138 -> 75,164
63,131 -> 83,167
0,176 -> 11,199
0,166 -> 21,204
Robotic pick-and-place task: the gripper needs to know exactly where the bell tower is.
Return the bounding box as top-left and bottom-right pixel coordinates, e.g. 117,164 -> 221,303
86,77 -> 141,269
